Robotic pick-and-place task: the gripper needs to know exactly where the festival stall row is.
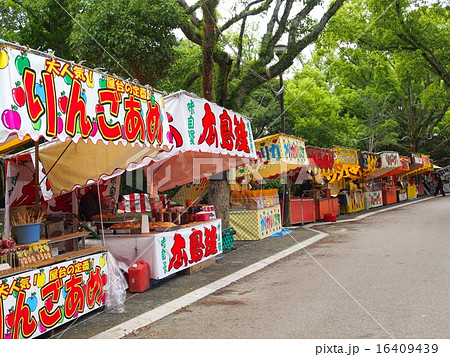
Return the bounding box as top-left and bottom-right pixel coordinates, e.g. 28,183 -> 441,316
0,42 -> 259,338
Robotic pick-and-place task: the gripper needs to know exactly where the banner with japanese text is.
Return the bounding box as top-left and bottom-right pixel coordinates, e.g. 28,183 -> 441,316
365,151 -> 401,179
328,147 -> 361,184
306,146 -> 335,180
146,90 -> 257,191
164,91 -> 255,158
152,219 -> 223,279
358,152 -> 380,176
0,252 -> 107,339
236,133 -> 308,179
0,42 -> 170,149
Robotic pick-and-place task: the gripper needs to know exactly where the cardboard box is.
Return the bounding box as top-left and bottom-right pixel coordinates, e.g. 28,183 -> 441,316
45,220 -> 65,238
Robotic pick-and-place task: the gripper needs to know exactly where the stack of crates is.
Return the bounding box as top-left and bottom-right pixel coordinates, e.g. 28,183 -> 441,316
222,227 -> 236,253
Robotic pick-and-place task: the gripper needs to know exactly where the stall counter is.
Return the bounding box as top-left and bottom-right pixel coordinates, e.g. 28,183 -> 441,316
365,191 -> 383,209
281,198 -> 315,224
229,205 -> 282,241
315,197 -> 339,220
105,219 -> 223,280
338,191 -> 365,214
382,188 -> 399,205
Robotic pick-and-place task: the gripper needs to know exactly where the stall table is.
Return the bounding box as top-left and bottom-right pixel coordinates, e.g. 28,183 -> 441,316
382,188 -> 399,205
229,205 -> 281,241
105,219 -> 223,280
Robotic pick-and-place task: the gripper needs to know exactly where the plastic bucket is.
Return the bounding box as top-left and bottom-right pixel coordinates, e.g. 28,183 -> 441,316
11,223 -> 44,245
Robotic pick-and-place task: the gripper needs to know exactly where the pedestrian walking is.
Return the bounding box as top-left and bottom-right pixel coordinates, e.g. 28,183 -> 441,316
434,173 -> 445,196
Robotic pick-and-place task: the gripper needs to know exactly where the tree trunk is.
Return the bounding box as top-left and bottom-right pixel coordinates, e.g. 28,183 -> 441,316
201,0 -> 218,102
208,180 -> 230,229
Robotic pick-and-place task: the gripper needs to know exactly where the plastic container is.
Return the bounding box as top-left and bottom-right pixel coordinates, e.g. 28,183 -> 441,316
128,261 -> 150,293
324,213 -> 337,222
222,227 -> 236,252
11,223 -> 44,245
194,212 -> 210,222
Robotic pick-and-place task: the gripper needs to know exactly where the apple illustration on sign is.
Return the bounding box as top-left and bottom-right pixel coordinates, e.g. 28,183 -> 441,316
26,292 -> 38,312
64,73 -> 72,85
5,308 -> 15,330
45,297 -> 53,311
0,48 -> 9,69
14,52 -> 30,75
80,88 -> 87,103
38,321 -> 47,333
99,76 -> 107,89
12,82 -> 25,107
35,80 -> 46,103
36,268 -> 45,287
58,91 -> 68,114
57,112 -> 64,134
90,118 -> 98,137
2,106 -> 21,130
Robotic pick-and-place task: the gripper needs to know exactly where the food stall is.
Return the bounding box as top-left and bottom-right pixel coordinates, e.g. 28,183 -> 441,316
101,91 -> 257,275
400,154 -> 433,199
305,146 -> 339,220
358,152 -> 383,209
234,133 -> 309,237
365,152 -> 402,206
0,41 -> 169,338
378,156 -> 410,202
328,147 -> 364,214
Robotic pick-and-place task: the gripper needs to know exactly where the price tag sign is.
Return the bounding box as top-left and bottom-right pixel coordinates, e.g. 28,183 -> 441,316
16,241 -> 53,267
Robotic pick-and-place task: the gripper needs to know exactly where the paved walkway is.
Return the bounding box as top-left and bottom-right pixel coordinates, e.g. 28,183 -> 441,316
49,197 -> 431,339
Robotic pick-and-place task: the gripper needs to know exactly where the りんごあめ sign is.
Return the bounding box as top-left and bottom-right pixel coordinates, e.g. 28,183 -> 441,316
0,43 -> 168,147
0,252 -> 107,339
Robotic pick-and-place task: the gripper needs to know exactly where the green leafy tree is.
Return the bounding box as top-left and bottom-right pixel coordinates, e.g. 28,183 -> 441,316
70,0 -> 183,86
0,0 -> 79,59
313,0 -> 450,158
157,39 -> 203,94
284,65 -> 364,149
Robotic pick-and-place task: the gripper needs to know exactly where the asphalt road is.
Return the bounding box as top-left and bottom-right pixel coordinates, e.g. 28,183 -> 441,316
124,196 -> 450,339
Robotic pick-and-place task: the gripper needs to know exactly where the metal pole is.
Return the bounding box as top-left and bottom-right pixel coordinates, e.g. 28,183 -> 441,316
279,73 -> 290,225
34,141 -> 40,220
279,74 -> 285,134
